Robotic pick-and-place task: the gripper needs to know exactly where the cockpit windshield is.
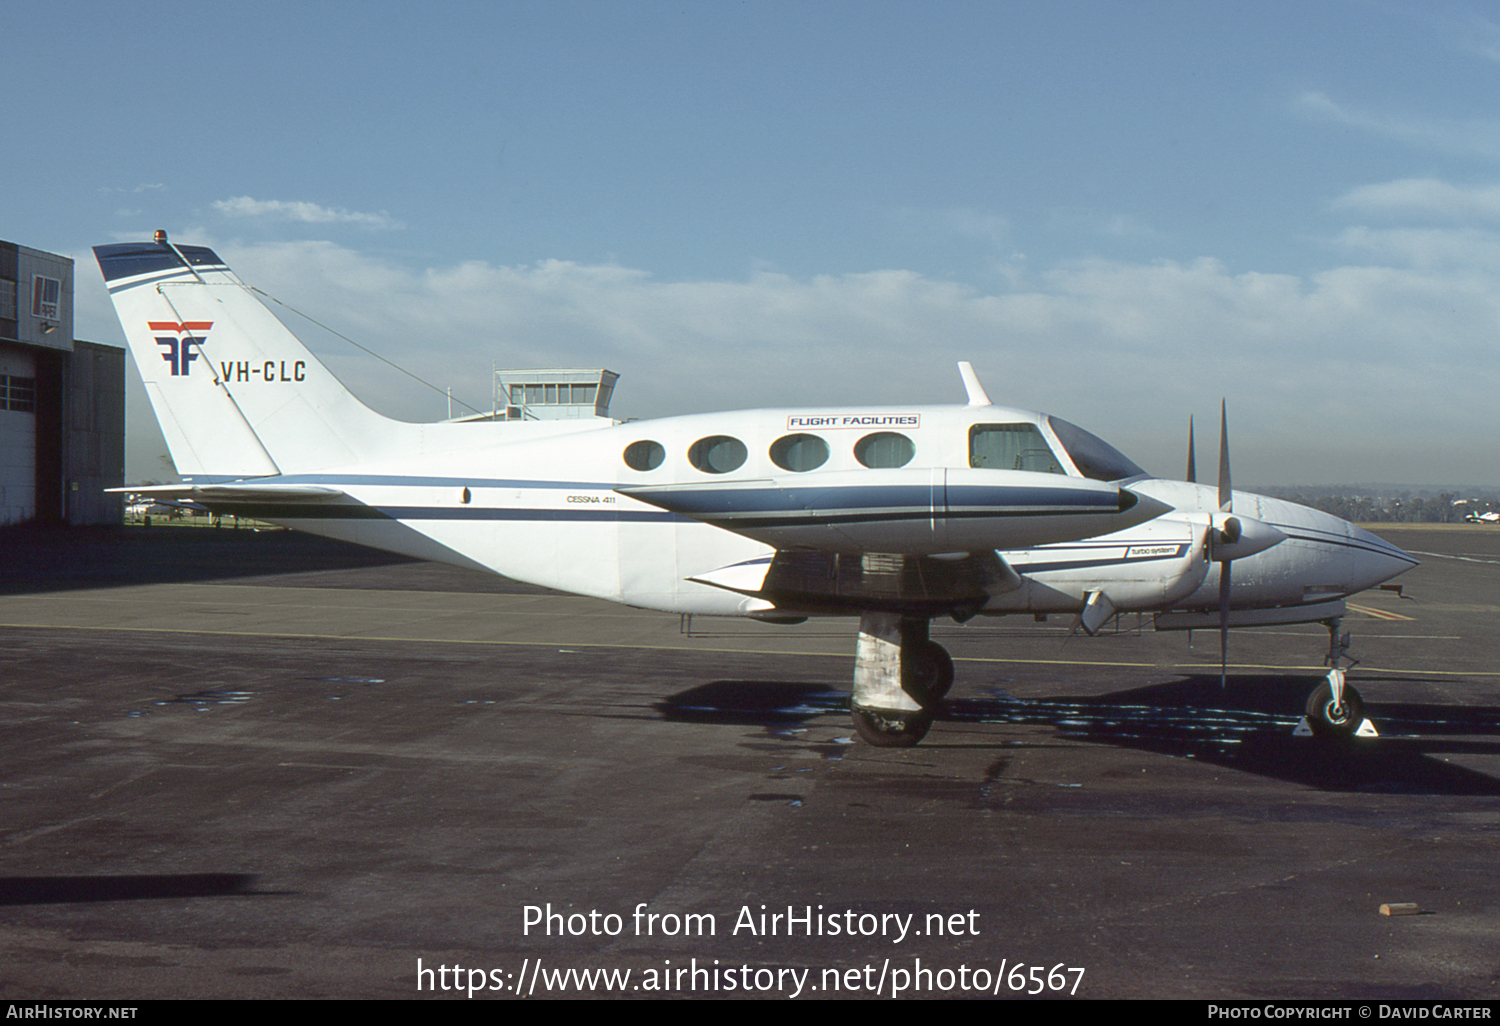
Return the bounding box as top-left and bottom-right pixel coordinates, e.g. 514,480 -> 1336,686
1046,416 -> 1146,482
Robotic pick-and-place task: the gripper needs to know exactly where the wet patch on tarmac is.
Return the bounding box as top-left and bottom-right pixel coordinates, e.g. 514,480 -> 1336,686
154,688 -> 257,709
656,681 -> 849,725
656,673 -> 1500,798
942,678 -> 1500,796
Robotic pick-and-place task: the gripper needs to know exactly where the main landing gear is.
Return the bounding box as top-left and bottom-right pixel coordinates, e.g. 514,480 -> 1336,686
1296,616 -> 1377,739
845,612 -> 1379,746
849,612 -> 953,747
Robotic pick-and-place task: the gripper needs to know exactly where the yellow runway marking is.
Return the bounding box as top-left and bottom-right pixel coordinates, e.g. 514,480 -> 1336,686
1347,603 -> 1414,621
8,620 -> 1500,676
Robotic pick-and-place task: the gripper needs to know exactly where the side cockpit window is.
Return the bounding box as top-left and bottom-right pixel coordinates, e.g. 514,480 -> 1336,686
1046,416 -> 1145,481
969,423 -> 1064,475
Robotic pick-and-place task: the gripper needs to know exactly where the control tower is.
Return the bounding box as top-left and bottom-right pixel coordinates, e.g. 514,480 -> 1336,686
492,368 -> 619,421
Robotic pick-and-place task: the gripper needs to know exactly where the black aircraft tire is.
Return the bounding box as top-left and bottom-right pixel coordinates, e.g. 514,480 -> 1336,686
1305,680 -> 1365,738
850,704 -> 933,747
901,641 -> 955,706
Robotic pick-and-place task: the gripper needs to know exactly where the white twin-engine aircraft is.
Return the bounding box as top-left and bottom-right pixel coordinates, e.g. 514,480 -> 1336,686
96,234 -> 1417,747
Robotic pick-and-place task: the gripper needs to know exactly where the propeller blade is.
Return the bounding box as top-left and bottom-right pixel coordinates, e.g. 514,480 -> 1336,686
1217,400 -> 1231,687
1186,415 -> 1196,483
1218,560 -> 1231,688
1217,400 -> 1232,513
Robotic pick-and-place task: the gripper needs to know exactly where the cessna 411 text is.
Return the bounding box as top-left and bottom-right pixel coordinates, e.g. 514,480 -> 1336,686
96,233 -> 1418,746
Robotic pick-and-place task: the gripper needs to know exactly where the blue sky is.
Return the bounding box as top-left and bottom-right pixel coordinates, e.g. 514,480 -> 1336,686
6,0 -> 1499,485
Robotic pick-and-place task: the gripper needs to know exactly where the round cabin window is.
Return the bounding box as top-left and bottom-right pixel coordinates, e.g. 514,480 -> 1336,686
769,433 -> 830,472
687,435 -> 748,474
623,439 -> 665,471
854,432 -> 915,469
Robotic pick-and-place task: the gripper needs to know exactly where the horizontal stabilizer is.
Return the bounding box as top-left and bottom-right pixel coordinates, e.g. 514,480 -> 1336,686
110,482 -> 347,503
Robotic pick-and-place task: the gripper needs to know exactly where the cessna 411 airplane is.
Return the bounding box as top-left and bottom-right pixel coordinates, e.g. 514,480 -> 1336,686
95,233 -> 1417,746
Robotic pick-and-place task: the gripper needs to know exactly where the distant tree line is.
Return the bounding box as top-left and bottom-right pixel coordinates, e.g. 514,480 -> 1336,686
1265,491 -> 1497,524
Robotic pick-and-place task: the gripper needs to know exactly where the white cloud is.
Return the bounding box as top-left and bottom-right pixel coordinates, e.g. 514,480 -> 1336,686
98,183 -> 166,195
212,196 -> 401,229
179,240 -> 1490,485
1333,178 -> 1500,222
889,206 -> 1011,248
79,234 -> 1498,486
1452,11 -> 1500,64
1330,224 -> 1500,270
1293,91 -> 1500,161
937,207 -> 1011,247
1045,207 -> 1163,243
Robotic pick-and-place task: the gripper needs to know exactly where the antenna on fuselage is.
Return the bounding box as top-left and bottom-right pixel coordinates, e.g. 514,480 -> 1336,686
957,361 -> 992,406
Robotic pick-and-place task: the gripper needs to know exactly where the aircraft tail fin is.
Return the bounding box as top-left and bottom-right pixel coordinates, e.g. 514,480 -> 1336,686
94,235 -> 403,481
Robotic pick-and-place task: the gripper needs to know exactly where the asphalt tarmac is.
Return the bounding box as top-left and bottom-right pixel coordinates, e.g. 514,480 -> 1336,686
0,522 -> 1496,1000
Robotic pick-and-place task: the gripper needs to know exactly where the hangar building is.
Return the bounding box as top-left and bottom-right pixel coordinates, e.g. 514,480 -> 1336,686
1,240 -> 125,526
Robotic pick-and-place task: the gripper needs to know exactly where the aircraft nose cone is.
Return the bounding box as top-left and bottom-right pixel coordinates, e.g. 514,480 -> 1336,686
1346,523 -> 1419,591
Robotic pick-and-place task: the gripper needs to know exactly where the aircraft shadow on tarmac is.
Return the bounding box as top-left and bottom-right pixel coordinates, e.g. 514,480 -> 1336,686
0,525 -> 416,595
0,525 -> 554,596
0,873 -> 281,907
658,676 -> 1500,797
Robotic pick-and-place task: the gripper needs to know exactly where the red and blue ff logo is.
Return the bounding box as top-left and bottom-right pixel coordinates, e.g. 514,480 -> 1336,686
150,321 -> 213,376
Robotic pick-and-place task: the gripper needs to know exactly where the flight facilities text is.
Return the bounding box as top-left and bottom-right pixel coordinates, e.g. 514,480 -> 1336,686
786,414 -> 920,429
522,903 -> 979,943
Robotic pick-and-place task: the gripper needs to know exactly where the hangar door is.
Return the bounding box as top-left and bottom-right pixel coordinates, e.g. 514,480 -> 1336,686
0,348 -> 36,525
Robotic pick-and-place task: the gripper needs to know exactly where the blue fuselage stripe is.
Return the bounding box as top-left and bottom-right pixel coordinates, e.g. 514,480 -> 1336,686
211,502 -> 685,524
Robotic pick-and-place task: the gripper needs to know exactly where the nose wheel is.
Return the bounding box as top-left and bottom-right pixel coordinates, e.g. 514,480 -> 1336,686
1297,666 -> 1377,739
1302,670 -> 1367,737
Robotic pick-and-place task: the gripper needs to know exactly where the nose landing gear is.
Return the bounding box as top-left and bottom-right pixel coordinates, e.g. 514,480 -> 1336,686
1296,616 -> 1378,738
1300,668 -> 1373,738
